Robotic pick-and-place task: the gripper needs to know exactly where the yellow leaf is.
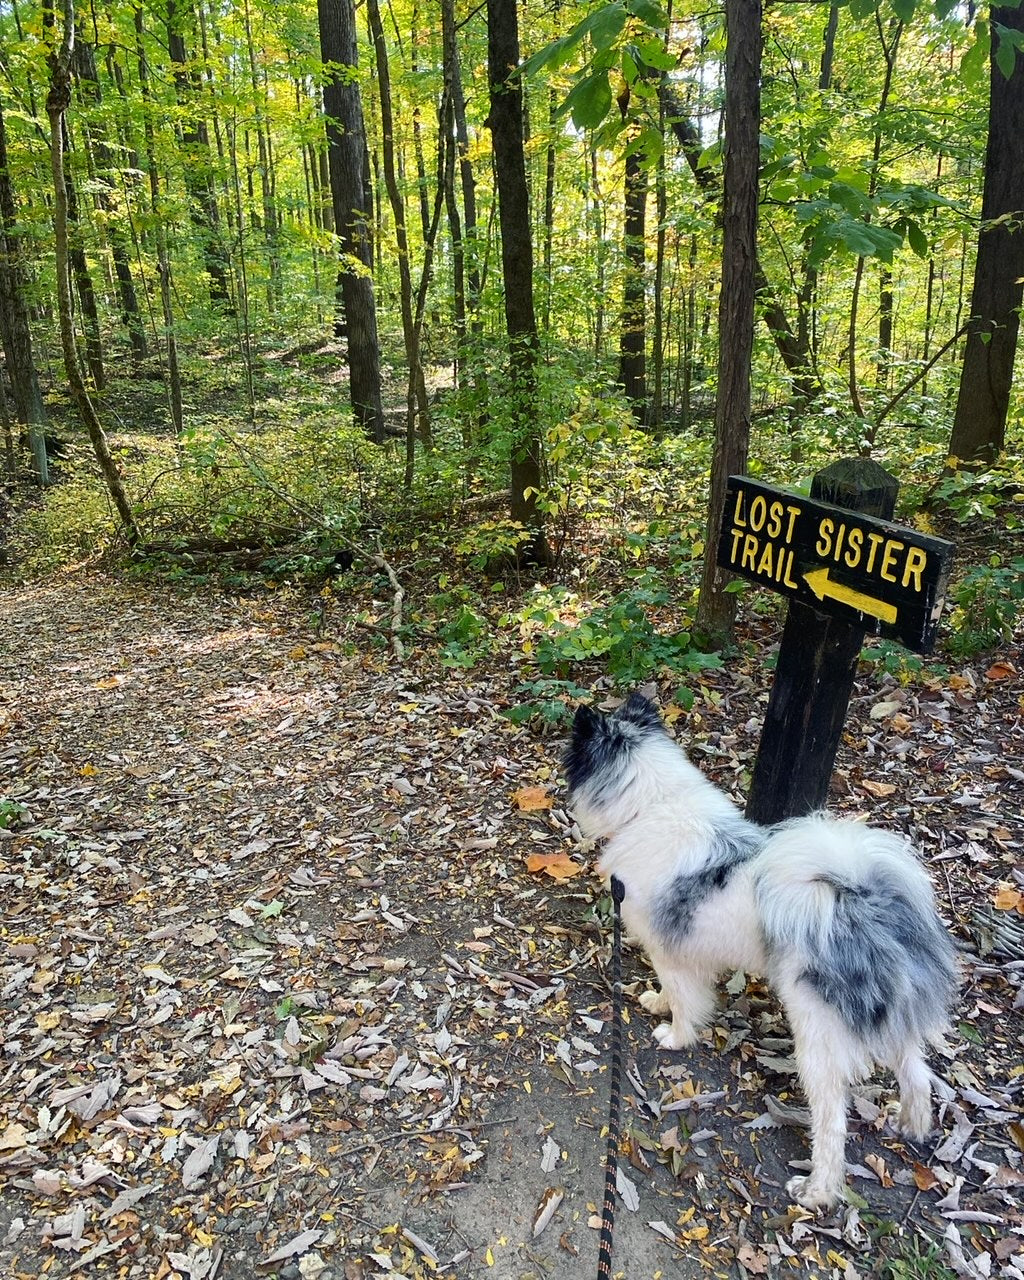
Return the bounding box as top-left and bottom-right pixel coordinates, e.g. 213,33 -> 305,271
525,852 -> 584,881
513,786 -> 553,812
80,763 -> 98,776
288,646 -> 307,660
35,1012 -> 60,1031
485,1247 -> 495,1266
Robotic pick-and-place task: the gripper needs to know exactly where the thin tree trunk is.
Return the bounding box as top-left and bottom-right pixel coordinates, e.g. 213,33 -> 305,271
61,118 -> 105,389
410,3 -> 431,243
441,0 -> 484,426
877,265 -> 893,388
949,3 -> 1024,464
317,0 -> 386,443
541,88 -> 557,333
168,0 -> 232,311
0,365 -> 15,478
242,0 -> 281,310
848,15 -> 903,420
0,100 -> 49,484
366,0 -> 431,477
136,4 -> 183,435
46,0 -> 139,542
617,140 -> 647,417
486,0 -> 549,565
696,0 -> 761,645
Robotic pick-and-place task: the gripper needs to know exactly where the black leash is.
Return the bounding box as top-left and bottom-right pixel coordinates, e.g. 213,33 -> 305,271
598,873 -> 626,1280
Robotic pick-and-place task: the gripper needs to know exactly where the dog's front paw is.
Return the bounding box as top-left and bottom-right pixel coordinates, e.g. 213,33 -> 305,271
639,988 -> 671,1016
786,1175 -> 839,1212
653,1020 -> 698,1050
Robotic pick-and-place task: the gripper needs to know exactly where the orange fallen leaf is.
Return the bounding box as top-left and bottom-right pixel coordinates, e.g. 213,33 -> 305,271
993,885 -> 1024,913
861,779 -> 897,797
525,852 -> 583,880
912,1162 -> 939,1192
986,660 -> 1016,681
513,786 -> 553,812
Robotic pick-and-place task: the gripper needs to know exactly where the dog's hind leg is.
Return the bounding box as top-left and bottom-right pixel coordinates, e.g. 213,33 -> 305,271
783,998 -> 859,1211
892,1044 -> 933,1141
643,962 -> 716,1049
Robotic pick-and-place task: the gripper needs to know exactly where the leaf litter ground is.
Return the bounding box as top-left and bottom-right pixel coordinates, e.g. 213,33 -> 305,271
0,579 -> 1022,1280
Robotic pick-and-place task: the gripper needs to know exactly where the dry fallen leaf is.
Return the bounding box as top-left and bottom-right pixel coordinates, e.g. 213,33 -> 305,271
525,852 -> 584,881
861,779 -> 897,797
985,660 -> 1016,681
912,1162 -> 940,1192
532,1187 -> 564,1238
993,885 -> 1024,913
512,786 -> 553,812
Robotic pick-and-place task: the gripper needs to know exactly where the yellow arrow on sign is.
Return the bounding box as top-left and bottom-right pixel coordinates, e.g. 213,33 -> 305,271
803,567 -> 898,624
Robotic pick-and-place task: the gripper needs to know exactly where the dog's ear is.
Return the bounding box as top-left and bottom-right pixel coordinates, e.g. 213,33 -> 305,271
617,691 -> 663,731
572,703 -> 602,739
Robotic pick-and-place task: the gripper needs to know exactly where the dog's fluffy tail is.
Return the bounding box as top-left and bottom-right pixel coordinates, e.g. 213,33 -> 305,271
754,813 -> 957,1049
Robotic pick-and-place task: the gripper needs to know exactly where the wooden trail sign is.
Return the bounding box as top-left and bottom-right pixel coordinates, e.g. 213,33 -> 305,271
717,476 -> 954,654
719,459 -> 955,825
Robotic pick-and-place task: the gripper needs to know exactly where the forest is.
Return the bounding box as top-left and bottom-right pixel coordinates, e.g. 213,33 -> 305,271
1,0 -> 1023,1277
0,0 -> 1020,657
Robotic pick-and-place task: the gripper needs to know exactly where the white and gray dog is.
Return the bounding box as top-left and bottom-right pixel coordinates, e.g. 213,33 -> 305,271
565,691 -> 957,1210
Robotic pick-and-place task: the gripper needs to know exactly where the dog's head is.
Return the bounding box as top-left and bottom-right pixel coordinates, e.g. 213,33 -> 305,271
564,691 -> 667,802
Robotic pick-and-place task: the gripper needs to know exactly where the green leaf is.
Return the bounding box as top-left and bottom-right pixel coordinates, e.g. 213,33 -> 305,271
959,25 -> 989,85
906,219 -> 929,258
626,0 -> 669,27
849,0 -> 878,18
890,0 -> 917,21
993,24 -> 1021,79
833,218 -> 903,262
697,140 -> 722,169
588,3 -> 627,53
566,69 -> 613,130
634,36 -> 677,69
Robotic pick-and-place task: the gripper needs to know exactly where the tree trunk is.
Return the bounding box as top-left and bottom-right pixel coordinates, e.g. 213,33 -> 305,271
317,0 -> 386,444
46,0 -> 139,543
366,0 -> 431,478
754,259 -> 821,403
617,140 -> 647,418
136,4 -> 183,435
167,0 -> 232,312
62,117 -> 105,390
242,0 -> 281,311
486,0 -> 549,566
949,5 -> 1024,465
696,0 -> 761,646
0,99 -> 49,484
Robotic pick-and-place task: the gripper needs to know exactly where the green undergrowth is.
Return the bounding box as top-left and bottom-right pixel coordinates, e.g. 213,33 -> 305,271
7,352 -> 1022,711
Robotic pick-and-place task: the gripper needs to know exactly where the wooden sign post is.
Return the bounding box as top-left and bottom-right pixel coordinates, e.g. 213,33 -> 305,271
715,458 -> 955,825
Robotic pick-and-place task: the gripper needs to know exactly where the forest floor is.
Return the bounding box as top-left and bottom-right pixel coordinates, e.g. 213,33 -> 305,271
0,574 -> 1022,1280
